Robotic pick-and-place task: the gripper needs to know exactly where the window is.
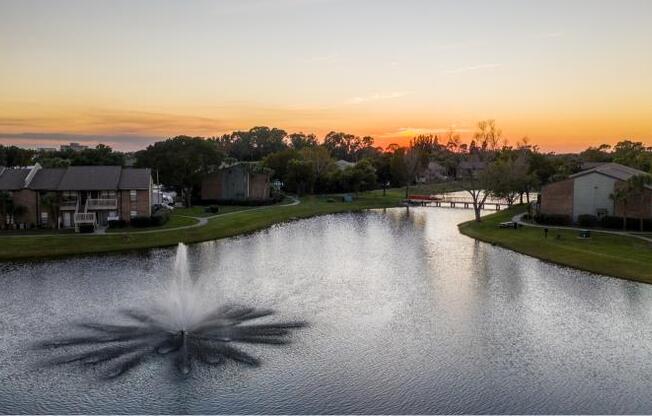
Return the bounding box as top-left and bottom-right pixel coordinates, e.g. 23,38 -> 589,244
130,210 -> 138,218
100,191 -> 116,199
40,211 -> 48,225
130,190 -> 137,202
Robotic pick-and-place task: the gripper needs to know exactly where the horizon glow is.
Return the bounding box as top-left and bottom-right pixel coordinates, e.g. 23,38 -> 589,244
1,0 -> 651,152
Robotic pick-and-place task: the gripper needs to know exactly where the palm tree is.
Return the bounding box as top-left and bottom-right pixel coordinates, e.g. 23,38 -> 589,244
610,174 -> 652,231
626,174 -> 652,231
0,192 -> 12,230
40,192 -> 61,229
610,187 -> 630,231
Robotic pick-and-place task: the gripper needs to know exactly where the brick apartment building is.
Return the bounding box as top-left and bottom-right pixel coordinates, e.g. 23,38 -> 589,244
0,164 -> 152,230
539,163 -> 652,222
201,162 -> 272,202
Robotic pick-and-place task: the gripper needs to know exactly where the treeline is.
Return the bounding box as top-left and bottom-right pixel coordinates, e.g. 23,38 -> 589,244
0,144 -> 126,167
3,124 -> 651,209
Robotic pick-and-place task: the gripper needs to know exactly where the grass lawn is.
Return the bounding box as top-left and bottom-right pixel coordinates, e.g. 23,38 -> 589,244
171,205 -> 254,217
458,206 -> 652,284
0,192 -> 403,261
105,214 -> 199,233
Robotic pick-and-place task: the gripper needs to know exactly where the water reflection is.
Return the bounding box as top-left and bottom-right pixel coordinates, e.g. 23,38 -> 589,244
0,208 -> 650,414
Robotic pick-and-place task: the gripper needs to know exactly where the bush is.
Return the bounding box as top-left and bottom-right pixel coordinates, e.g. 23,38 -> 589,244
78,224 -> 95,233
151,209 -> 171,226
130,215 -> 152,228
577,214 -> 599,227
108,219 -> 127,229
601,215 -> 652,231
534,213 -> 571,226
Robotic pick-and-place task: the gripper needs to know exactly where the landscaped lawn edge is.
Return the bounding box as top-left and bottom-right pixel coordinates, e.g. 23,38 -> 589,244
458,207 -> 652,285
0,193 -> 403,262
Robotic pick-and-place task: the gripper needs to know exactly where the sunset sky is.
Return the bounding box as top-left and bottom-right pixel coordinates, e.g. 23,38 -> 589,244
1,0 -> 651,152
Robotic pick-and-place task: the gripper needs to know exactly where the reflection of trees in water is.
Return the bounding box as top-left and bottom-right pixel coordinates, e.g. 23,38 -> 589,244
36,305 -> 306,379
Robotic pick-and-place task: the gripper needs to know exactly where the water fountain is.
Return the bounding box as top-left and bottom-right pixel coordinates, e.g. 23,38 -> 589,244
36,243 -> 306,378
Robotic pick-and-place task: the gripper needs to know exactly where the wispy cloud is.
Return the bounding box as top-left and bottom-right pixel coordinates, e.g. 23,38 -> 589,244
301,53 -> 340,63
535,31 -> 564,39
442,63 -> 502,74
348,91 -> 411,104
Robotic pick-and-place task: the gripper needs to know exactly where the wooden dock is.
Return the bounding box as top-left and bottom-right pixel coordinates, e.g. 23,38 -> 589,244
403,194 -> 509,211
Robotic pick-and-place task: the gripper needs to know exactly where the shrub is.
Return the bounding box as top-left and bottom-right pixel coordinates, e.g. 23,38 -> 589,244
108,219 -> 127,229
534,213 -> 571,226
130,215 -> 152,228
577,214 -> 599,227
601,215 -> 652,231
151,209 -> 171,226
78,224 -> 95,233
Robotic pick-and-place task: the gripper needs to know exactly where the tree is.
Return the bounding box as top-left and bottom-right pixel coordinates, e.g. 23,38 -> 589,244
0,145 -> 35,167
372,152 -> 392,196
288,132 -> 318,150
262,149 -> 301,181
474,120 -> 502,152
40,192 -> 61,229
323,131 -> 375,162
285,159 -> 315,195
340,160 -> 377,194
299,146 -> 336,193
135,136 -> 224,207
0,192 -> 12,230
212,127 -> 288,161
611,174 -> 652,231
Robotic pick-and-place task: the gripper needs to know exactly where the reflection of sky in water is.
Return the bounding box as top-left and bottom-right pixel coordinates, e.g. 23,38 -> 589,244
0,207 -> 650,414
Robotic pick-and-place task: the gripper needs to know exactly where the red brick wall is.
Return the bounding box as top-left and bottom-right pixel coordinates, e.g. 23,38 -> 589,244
12,189 -> 38,226
615,186 -> 652,218
540,179 -> 574,217
201,174 -> 223,200
249,173 -> 271,200
119,189 -> 151,222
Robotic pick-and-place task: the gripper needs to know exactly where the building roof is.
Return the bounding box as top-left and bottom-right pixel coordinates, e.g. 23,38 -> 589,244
0,168 -> 30,190
57,166 -> 123,190
29,168 -> 67,190
119,168 -> 151,189
0,165 -> 152,192
570,163 -> 651,189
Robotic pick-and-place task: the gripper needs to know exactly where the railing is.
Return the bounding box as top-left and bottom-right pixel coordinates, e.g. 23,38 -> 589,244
74,212 -> 96,224
86,198 -> 117,210
60,199 -> 78,210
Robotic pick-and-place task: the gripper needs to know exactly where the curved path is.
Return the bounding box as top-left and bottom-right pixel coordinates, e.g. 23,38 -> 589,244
512,212 -> 652,243
2,196 -> 300,238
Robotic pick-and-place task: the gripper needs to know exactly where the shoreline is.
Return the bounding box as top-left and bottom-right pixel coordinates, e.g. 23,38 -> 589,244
458,206 -> 652,285
0,192 -> 403,262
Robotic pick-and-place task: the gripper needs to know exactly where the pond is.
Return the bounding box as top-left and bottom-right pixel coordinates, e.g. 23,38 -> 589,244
0,208 -> 650,414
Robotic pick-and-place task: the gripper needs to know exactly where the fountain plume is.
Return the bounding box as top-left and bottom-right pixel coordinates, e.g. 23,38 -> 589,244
36,243 -> 306,378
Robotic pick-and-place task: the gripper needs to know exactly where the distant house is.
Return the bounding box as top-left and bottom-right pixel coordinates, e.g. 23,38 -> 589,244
539,163 -> 652,222
60,142 -> 88,152
0,164 -> 152,230
201,162 -> 272,202
456,159 -> 487,178
417,161 -> 448,183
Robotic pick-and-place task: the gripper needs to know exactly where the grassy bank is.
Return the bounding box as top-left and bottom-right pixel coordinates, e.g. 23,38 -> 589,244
458,207 -> 652,284
0,192 -> 403,261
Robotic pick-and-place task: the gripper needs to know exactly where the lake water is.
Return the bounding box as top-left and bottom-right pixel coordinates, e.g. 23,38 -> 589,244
0,208 -> 650,414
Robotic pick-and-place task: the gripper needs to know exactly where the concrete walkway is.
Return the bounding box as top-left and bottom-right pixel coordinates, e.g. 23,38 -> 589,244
512,212 -> 652,243
1,196 -> 301,238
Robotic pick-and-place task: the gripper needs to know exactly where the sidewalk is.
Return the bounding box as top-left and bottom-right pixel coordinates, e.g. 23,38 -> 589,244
511,212 -> 652,243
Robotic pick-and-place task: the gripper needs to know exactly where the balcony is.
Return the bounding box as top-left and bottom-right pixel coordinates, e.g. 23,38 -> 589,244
60,199 -> 78,210
86,198 -> 117,210
74,212 -> 96,225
